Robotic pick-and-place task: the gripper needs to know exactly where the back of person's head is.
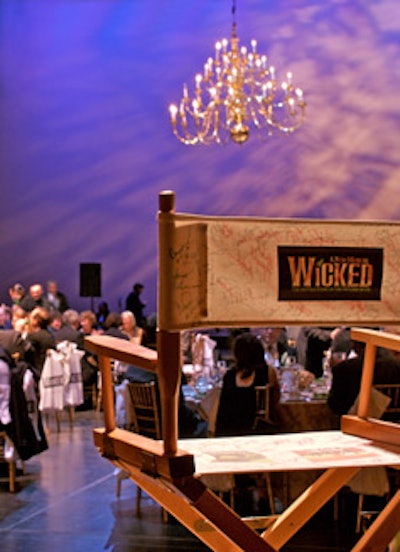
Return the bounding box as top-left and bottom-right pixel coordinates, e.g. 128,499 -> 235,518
133,283 -> 144,293
62,309 -> 80,329
103,312 -> 122,329
234,332 -> 266,378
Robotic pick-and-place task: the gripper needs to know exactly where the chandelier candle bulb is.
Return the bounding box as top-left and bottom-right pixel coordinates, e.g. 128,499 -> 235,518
169,104 -> 178,122
215,41 -> 221,60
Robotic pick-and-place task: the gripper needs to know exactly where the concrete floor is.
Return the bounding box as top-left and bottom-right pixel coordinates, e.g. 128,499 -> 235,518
0,410 -> 359,552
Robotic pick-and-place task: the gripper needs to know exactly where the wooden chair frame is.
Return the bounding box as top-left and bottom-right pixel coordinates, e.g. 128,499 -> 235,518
86,191 -> 400,552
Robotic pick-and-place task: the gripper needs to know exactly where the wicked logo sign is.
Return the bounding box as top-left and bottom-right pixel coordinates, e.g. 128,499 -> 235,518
278,246 -> 383,301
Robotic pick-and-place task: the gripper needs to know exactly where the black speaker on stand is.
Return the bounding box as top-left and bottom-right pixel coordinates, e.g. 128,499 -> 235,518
80,263 -> 102,311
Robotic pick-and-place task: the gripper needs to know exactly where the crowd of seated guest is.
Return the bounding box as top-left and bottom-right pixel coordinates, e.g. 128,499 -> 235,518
0,281 -> 137,403
2,277 -> 398,424
0,276 -> 162,420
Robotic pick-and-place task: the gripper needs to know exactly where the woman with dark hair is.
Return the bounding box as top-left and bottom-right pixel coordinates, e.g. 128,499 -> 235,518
102,312 -> 128,340
215,332 -> 280,437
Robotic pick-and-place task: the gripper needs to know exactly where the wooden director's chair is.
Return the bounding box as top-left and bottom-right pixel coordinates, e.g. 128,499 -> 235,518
87,191 -> 400,552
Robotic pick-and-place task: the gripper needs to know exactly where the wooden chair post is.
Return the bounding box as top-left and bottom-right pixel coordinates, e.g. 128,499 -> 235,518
357,340 -> 377,419
99,355 -> 114,432
157,190 -> 181,456
157,329 -> 181,455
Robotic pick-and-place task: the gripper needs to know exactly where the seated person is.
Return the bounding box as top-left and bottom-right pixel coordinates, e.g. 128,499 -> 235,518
102,312 -> 129,340
328,341 -> 400,416
296,326 -> 351,377
215,332 -> 280,437
52,309 -> 83,347
120,310 -> 143,345
251,327 -> 294,367
25,307 -> 56,373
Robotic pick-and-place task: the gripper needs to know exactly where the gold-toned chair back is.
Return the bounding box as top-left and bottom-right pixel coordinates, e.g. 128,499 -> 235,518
128,381 -> 162,439
253,384 -> 273,428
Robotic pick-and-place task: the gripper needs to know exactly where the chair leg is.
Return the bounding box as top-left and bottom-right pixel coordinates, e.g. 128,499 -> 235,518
115,468 -> 129,497
115,470 -> 166,522
92,383 -> 97,410
96,388 -> 102,412
136,486 -> 142,516
265,473 -> 275,515
116,477 -> 122,498
8,460 -> 16,493
333,492 -> 339,521
55,410 -> 61,433
229,487 -> 235,510
356,494 -> 364,533
68,406 -> 75,429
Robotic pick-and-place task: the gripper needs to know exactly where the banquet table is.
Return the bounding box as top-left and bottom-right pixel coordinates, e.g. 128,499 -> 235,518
183,384 -> 340,435
276,398 -> 340,433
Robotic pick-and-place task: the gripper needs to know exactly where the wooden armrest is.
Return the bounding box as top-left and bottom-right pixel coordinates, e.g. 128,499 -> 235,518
351,328 -> 400,352
85,335 -> 157,372
341,415 -> 400,448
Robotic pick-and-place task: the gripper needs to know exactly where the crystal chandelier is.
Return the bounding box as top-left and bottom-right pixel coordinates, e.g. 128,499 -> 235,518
169,1 -> 306,146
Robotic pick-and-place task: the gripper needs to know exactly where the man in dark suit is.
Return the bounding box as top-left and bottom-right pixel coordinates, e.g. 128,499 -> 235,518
328,344 -> 400,416
25,307 -> 55,373
20,284 -> 53,313
45,280 -> 69,313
